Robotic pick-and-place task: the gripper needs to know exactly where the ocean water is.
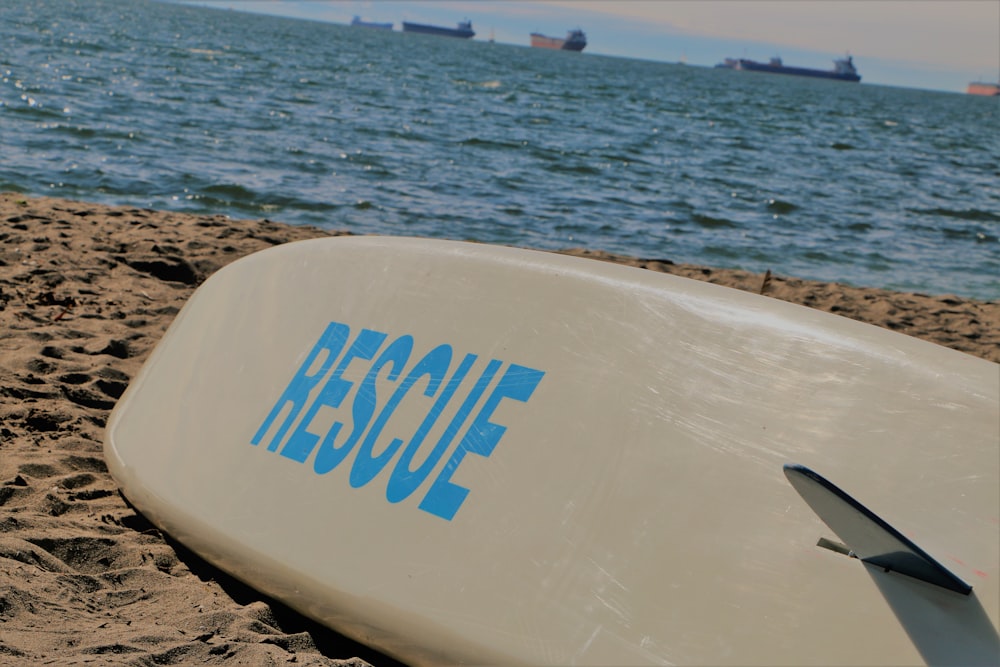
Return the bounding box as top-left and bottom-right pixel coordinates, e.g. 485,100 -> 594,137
2,0 -> 998,300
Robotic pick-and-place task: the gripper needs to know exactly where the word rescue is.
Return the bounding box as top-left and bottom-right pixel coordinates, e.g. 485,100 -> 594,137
251,321 -> 545,521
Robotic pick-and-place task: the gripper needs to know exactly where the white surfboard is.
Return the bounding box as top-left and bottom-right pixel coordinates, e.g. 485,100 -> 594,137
104,236 -> 999,666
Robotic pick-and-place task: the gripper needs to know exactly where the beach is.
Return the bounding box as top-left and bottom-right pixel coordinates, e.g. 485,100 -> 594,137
1,192 -> 997,665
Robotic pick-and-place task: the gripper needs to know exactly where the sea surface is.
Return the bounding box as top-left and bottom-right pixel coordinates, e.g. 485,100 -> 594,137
3,0 -> 999,299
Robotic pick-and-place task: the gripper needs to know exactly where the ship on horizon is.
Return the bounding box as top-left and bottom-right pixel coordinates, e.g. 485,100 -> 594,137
966,80 -> 1000,96
402,20 -> 475,39
351,16 -> 392,31
716,55 -> 861,83
530,29 -> 587,52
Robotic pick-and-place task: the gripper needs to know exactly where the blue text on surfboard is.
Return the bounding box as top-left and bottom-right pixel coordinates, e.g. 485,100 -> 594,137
250,322 -> 544,520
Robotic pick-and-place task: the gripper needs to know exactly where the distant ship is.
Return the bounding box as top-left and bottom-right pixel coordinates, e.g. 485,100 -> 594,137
966,81 -> 1000,96
716,55 -> 861,83
530,29 -> 587,52
402,20 -> 475,39
351,16 -> 393,31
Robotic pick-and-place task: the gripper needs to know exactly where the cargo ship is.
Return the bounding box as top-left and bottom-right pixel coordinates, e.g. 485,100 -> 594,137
966,81 -> 1000,96
716,55 -> 861,82
402,20 -> 474,39
530,29 -> 587,52
351,16 -> 393,30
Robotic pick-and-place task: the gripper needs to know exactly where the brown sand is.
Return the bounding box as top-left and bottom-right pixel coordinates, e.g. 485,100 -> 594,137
1,193 -> 997,665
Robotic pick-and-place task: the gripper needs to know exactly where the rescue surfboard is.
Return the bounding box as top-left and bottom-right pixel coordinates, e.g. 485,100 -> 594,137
104,236 -> 999,666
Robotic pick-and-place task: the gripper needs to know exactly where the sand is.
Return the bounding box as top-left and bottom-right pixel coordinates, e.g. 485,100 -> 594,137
1,192 -> 997,665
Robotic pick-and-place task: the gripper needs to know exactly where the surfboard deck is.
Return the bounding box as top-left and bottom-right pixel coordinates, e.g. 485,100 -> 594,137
104,236 -> 999,666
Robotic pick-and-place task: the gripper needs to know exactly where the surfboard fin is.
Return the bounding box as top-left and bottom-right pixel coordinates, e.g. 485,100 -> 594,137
783,463 -> 972,595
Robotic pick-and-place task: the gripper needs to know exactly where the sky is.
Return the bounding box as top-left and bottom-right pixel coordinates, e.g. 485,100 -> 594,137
178,1 -> 1000,93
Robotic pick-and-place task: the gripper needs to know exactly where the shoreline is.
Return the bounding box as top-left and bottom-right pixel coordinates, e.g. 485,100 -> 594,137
1,193 -> 997,665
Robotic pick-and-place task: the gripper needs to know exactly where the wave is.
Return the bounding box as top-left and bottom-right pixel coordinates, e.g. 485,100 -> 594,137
909,207 -> 1000,223
691,214 -> 739,229
766,199 -> 799,214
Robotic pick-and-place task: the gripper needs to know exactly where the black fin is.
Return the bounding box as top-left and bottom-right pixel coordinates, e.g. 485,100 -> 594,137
784,463 -> 972,595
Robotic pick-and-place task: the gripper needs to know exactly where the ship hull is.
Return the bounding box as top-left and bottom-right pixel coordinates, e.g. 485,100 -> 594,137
530,34 -> 565,50
967,82 -> 1000,96
530,32 -> 586,52
402,21 -> 474,39
719,58 -> 860,83
351,17 -> 392,30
